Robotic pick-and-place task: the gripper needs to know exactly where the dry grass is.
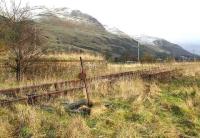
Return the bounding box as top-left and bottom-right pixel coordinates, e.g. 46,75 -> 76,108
42,52 -> 105,61
0,61 -> 200,137
0,61 -> 186,89
64,116 -> 92,138
0,121 -> 13,138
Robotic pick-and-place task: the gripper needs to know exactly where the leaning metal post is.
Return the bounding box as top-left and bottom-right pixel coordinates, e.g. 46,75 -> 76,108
79,57 -> 91,106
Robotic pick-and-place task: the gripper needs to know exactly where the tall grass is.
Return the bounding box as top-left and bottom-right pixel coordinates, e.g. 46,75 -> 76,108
0,62 -> 200,137
41,52 -> 105,60
0,61 -> 195,89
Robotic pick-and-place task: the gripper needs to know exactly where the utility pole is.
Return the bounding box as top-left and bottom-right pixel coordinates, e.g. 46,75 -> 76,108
137,41 -> 140,62
34,24 -> 37,49
193,49 -> 196,62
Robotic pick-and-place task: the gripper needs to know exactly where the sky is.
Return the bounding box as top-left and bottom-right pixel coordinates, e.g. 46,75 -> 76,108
23,0 -> 200,53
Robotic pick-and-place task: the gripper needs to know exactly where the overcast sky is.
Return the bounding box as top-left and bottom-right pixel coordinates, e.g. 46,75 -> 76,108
24,0 -> 200,53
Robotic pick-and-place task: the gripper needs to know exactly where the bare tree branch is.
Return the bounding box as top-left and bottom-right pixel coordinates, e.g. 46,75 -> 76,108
0,0 -> 46,81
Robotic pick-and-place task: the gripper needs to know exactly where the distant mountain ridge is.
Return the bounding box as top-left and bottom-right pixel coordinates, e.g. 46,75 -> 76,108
35,7 -> 104,30
134,35 -> 193,58
29,7 -> 197,60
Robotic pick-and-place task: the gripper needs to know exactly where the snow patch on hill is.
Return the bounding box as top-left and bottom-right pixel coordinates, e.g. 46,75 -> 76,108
34,7 -> 104,29
133,35 -> 162,46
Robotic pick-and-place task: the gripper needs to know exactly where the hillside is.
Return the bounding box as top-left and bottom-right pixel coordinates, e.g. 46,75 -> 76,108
134,35 -> 194,59
35,8 -> 195,60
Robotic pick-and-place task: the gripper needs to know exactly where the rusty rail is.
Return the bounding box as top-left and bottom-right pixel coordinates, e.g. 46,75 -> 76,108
0,87 -> 84,106
0,68 -> 180,106
0,68 -> 179,95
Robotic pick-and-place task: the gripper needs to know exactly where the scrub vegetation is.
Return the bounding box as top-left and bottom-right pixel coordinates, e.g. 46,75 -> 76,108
0,61 -> 200,138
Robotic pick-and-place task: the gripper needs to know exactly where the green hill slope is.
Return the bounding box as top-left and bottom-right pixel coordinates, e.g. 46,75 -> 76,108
34,8 -> 195,60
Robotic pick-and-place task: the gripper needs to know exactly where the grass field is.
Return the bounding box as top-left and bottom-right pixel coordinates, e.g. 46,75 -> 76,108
0,54 -> 200,138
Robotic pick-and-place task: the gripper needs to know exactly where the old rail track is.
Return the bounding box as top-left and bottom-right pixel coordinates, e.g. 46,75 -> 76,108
0,67 -> 180,106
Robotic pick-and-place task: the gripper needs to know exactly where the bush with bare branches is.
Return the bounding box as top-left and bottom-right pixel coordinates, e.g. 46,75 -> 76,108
0,0 -> 46,81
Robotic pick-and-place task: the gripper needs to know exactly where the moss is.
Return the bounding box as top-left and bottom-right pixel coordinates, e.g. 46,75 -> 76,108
44,126 -> 57,138
86,119 -> 97,128
170,105 -> 185,117
104,98 -> 132,111
124,113 -> 144,123
19,127 -> 32,138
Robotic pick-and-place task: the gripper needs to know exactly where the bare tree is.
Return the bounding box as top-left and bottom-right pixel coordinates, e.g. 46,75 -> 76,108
0,0 -> 46,81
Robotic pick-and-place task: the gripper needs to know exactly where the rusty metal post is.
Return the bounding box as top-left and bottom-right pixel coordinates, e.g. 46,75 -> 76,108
79,57 -> 91,106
